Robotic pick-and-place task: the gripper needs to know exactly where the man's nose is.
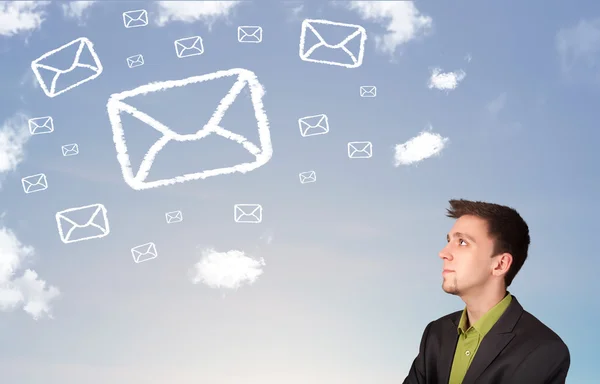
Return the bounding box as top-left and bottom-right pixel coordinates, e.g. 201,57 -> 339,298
439,245 -> 452,260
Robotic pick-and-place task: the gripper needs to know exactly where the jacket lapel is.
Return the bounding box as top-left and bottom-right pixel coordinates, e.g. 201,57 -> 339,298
461,296 -> 524,384
438,313 -> 460,384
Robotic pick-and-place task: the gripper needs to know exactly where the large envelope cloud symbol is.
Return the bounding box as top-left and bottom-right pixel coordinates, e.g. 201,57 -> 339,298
106,68 -> 273,190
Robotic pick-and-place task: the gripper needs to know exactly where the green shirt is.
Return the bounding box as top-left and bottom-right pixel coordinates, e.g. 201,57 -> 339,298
448,293 -> 512,384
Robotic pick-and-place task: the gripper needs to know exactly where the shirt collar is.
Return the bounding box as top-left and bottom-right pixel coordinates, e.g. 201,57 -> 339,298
457,292 -> 512,337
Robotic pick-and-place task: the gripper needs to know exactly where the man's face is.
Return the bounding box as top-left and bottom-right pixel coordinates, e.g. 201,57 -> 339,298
439,215 -> 498,296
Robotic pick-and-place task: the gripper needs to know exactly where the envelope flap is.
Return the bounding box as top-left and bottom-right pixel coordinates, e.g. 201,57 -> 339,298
300,114 -> 327,127
126,10 -> 146,21
177,37 -> 201,49
352,142 -> 371,151
134,243 -> 154,255
305,20 -> 364,48
240,26 -> 260,36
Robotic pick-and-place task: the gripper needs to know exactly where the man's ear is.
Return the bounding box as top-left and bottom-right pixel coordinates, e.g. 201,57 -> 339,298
492,252 -> 513,277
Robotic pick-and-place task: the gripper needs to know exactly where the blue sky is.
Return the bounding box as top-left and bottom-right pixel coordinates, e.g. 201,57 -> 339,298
0,1 -> 599,383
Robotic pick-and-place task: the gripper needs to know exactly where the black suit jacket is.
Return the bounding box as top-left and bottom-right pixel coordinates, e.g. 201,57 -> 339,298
403,295 -> 570,384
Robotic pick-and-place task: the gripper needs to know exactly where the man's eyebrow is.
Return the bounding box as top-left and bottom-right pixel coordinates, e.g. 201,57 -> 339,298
447,232 -> 477,243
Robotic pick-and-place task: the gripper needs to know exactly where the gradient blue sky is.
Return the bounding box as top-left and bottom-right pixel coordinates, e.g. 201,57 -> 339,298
0,1 -> 599,383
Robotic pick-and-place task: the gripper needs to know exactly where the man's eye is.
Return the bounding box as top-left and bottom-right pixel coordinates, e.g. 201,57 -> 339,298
459,239 -> 467,246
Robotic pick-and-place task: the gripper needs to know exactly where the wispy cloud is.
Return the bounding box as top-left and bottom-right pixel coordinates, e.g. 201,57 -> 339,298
0,112 -> 31,184
486,92 -> 507,117
155,1 -> 241,29
0,1 -> 50,37
465,53 -> 472,63
190,248 -> 265,290
394,129 -> 449,166
61,1 -> 97,23
556,18 -> 600,82
428,68 -> 466,91
345,1 -> 432,56
0,227 -> 60,320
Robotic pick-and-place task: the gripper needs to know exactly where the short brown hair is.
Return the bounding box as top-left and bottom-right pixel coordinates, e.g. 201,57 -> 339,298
446,199 -> 530,287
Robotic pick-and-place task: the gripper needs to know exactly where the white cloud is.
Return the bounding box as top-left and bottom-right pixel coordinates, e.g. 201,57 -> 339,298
0,112 -> 31,178
0,227 -> 60,320
345,1 -> 432,55
465,53 -> 472,63
486,92 -> 507,117
394,129 -> 448,166
155,1 -> 241,28
0,1 -> 50,37
556,18 -> 600,80
428,67 -> 466,91
190,248 -> 265,290
61,1 -> 96,21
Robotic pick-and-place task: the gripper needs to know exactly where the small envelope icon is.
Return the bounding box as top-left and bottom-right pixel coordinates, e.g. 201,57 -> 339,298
131,242 -> 157,263
61,143 -> 79,156
299,171 -> 316,184
238,26 -> 262,43
22,173 -> 48,194
360,86 -> 376,97
126,54 -> 144,68
28,116 -> 54,135
174,36 -> 204,58
123,9 -> 148,28
298,114 -> 329,137
348,141 -> 373,159
165,210 -> 183,224
106,68 -> 273,190
55,203 -> 110,244
299,19 -> 367,68
31,37 -> 103,98
234,204 -> 262,223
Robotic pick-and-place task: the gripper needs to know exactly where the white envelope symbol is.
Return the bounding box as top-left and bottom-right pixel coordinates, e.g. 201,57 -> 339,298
22,173 -> 48,194
61,143 -> 79,156
348,141 -> 373,158
28,116 -> 54,135
31,37 -> 103,98
165,210 -> 183,224
299,19 -> 367,68
131,242 -> 157,263
174,36 -> 204,58
360,86 -> 376,97
299,171 -> 316,184
238,26 -> 262,43
123,9 -> 148,28
55,203 -> 110,244
126,54 -> 144,68
107,68 -> 272,190
298,114 -> 329,137
234,204 -> 262,223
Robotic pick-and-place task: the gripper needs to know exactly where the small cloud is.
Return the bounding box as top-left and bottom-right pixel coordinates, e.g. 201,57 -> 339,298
345,1 -> 432,56
155,1 -> 241,29
394,129 -> 449,166
0,1 -> 51,37
259,230 -> 274,245
284,1 -> 304,22
465,53 -> 472,63
190,248 -> 265,290
0,112 -> 32,184
556,18 -> 600,80
428,68 -> 466,91
61,1 -> 96,23
0,227 -> 60,320
486,92 -> 507,117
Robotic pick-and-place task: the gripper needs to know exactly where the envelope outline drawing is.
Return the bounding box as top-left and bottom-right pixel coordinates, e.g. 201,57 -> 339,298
299,171 -> 316,184
55,203 -> 110,244
348,141 -> 373,158
28,116 -> 54,135
238,26 -> 263,43
22,173 -> 48,194
62,143 -> 79,156
165,210 -> 183,224
106,68 -> 273,190
123,9 -> 148,28
234,204 -> 262,223
174,36 -> 204,58
131,242 -> 157,263
299,19 -> 367,68
31,37 -> 103,98
298,114 -> 329,137
360,86 -> 377,97
126,54 -> 144,68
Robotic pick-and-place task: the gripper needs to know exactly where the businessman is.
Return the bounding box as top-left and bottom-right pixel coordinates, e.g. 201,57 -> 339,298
403,199 -> 570,384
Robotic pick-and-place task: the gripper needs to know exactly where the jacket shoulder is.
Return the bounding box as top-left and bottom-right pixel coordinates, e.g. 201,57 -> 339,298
518,310 -> 569,350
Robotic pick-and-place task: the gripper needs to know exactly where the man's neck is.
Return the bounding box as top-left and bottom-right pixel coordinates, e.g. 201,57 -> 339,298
461,287 -> 507,327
